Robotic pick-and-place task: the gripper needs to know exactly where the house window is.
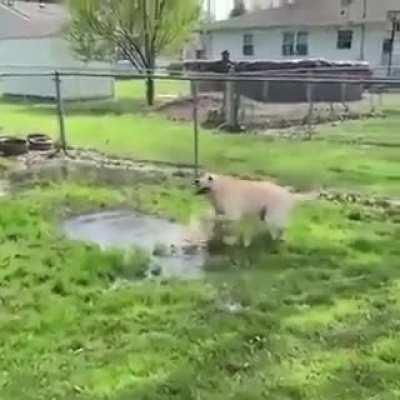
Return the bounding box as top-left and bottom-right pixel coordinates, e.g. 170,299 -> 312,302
282,31 -> 308,56
337,30 -> 353,49
243,34 -> 254,56
282,32 -> 295,56
383,38 -> 393,54
296,31 -> 309,56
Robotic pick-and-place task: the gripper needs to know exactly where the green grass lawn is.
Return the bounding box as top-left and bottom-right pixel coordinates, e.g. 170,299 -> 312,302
0,177 -> 399,400
1,81 -> 400,399
0,80 -> 399,197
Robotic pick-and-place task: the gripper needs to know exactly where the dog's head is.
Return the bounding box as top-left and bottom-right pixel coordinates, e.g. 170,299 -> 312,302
194,173 -> 216,195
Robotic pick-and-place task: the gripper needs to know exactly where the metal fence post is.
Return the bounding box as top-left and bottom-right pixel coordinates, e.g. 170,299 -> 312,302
191,80 -> 200,179
369,87 -> 376,113
341,82 -> 349,113
306,78 -> 314,139
378,89 -> 384,108
54,71 -> 67,154
235,82 -> 241,127
225,65 -> 239,131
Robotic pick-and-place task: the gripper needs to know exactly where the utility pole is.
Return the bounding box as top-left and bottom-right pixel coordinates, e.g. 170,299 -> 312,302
199,0 -> 214,60
205,0 -> 214,22
206,0 -> 211,22
360,0 -> 367,60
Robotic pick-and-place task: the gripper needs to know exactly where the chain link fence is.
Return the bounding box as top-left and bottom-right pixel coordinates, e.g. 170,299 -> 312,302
1,68 -> 400,173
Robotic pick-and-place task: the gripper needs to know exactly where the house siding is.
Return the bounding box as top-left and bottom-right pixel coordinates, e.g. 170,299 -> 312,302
0,37 -> 115,100
207,23 -> 391,68
347,0 -> 400,23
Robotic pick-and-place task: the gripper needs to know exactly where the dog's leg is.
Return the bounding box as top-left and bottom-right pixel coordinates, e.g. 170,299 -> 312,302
212,216 -> 237,245
263,205 -> 288,242
239,220 -> 254,248
270,225 -> 284,241
241,232 -> 252,248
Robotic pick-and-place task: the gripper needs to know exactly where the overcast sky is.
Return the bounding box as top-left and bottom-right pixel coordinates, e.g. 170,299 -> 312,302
203,0 -> 233,20
206,0 -> 272,20
211,1 -> 276,18
215,0 -> 233,20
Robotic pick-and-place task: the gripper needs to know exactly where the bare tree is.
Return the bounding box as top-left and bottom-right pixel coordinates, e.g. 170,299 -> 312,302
68,0 -> 200,105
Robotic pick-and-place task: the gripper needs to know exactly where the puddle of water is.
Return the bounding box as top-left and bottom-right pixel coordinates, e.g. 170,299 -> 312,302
63,210 -> 206,280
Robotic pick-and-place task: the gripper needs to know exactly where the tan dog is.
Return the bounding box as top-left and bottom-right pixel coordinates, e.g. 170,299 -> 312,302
195,173 -> 315,241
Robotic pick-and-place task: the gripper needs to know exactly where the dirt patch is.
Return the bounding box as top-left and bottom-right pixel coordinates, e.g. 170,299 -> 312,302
12,148 -> 197,179
319,190 -> 400,211
158,93 -> 384,132
5,148 -> 399,211
158,93 -> 222,124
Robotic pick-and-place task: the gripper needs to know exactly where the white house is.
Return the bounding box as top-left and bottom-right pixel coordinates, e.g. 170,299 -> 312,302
0,0 -> 114,100
201,0 -> 400,73
188,0 -> 267,59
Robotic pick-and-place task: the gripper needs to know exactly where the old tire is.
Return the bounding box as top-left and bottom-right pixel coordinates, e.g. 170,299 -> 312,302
0,136 -> 28,157
27,133 -> 53,151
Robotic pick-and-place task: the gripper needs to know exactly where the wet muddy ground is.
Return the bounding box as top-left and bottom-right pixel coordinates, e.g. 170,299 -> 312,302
63,210 -> 206,280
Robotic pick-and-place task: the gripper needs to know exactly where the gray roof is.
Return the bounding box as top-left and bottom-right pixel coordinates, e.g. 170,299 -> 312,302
0,1 -> 68,40
206,0 -> 399,32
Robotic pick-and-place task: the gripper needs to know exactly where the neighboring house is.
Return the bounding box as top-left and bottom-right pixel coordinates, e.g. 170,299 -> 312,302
201,0 -> 400,73
0,0 -> 114,100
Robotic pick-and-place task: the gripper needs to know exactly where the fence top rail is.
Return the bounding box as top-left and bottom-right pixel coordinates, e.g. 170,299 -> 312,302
1,70 -> 400,86
1,63 -> 400,75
